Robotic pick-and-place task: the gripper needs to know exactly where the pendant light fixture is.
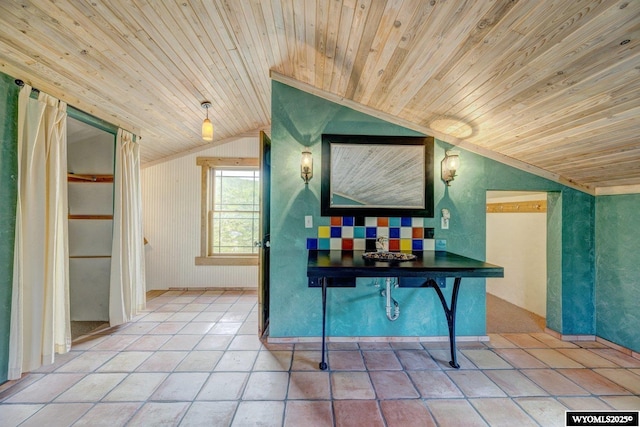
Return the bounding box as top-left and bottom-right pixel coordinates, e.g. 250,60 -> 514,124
201,101 -> 213,141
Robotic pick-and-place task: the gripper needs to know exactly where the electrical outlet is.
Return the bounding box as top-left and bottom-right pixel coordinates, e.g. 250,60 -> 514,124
305,216 -> 313,228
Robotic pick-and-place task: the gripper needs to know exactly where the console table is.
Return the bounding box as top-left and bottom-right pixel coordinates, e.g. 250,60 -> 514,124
307,250 -> 504,370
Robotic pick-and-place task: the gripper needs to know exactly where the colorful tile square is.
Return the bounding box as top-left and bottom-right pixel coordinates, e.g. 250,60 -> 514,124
389,227 -> 400,239
389,239 -> 400,251
412,239 -> 423,250
424,227 -> 435,239
331,217 -> 342,226
400,227 -> 412,239
365,217 -> 377,226
342,217 -> 354,226
423,239 -> 435,250
318,238 -> 330,250
412,217 -> 424,227
354,217 -> 365,226
353,239 -> 366,250
330,238 -> 342,250
365,227 -> 377,238
354,227 -> 365,239
342,227 -> 354,238
330,227 -> 342,238
389,217 -> 401,227
400,239 -> 412,251
365,239 -> 377,251
318,226 -> 330,238
401,217 -> 412,227
377,227 -> 389,238
377,217 -> 388,226
412,227 -> 423,238
341,238 -> 353,250
306,238 -> 318,250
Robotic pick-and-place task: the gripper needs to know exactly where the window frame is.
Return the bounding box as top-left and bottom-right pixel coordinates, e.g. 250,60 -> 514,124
195,157 -> 260,266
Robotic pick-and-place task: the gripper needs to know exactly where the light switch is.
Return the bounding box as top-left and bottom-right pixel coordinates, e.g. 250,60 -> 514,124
305,215 -> 313,228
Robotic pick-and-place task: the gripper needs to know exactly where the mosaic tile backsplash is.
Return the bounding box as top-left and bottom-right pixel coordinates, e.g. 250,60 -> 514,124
306,216 -> 435,251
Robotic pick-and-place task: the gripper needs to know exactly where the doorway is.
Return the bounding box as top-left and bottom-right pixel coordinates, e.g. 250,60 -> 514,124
485,191 -> 547,333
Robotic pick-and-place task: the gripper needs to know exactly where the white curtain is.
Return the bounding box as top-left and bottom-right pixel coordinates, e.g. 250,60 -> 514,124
109,128 -> 146,326
9,85 -> 70,380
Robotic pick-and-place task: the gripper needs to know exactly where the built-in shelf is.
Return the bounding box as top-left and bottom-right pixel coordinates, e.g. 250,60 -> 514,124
68,214 -> 114,220
67,173 -> 113,183
69,255 -> 111,259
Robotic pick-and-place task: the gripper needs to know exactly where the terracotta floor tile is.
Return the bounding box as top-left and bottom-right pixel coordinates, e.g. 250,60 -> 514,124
0,403 -> 43,426
484,370 -> 547,397
166,311 -> 199,322
197,372 -> 248,400
18,402 -> 93,427
192,311 -> 224,322
359,342 -> 392,350
55,373 -> 127,402
209,322 -> 242,335
195,334 -> 233,351
231,401 -> 284,427
558,369 -> 632,395
556,348 -> 619,368
379,399 -> 436,427
333,400 -> 385,427
447,370 -> 506,398
135,351 -> 188,372
470,398 -> 538,427
396,349 -> 441,370
600,395 -> 640,410
515,397 -> 568,427
177,321 -> 215,335
103,372 -> 167,401
148,321 -> 187,334
493,348 -> 547,369
228,334 -> 264,351
180,401 -> 237,427
428,349 -> 475,369
557,396 -> 613,410
284,401 -> 333,427
426,399 -> 488,427
96,351 -> 152,372
362,350 -> 403,370
287,371 -> 330,399
126,402 -> 190,427
590,349 -> 640,368
253,350 -> 292,371
73,402 -> 141,427
521,369 -> 589,396
55,351 -> 117,372
331,371 -> 376,399
328,350 -> 366,371
502,333 -> 549,348
214,350 -> 258,371
408,370 -> 464,398
462,349 -> 513,369
159,334 -> 203,351
486,334 -> 518,348
124,335 -> 171,351
370,370 -> 419,399
291,350 -> 322,371
175,350 -> 223,371
242,371 -> 289,400
530,332 -> 578,348
594,368 -> 640,394
150,372 -> 209,401
526,349 -> 585,368
4,373 -> 85,403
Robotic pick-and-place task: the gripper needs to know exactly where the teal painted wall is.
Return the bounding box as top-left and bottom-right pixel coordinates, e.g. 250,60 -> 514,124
270,81 -> 596,339
0,72 -> 19,383
595,195 -> 640,352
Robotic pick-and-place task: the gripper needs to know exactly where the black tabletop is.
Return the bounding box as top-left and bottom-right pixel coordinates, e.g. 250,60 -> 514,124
307,250 -> 504,278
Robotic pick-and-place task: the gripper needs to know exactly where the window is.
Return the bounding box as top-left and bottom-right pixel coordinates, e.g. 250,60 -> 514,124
196,157 -> 260,265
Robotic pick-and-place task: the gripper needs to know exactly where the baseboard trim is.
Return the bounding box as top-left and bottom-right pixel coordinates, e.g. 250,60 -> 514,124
267,335 -> 489,344
545,327 -> 639,360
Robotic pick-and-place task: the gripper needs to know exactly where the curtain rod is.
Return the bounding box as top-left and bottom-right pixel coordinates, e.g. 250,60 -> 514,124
14,79 -> 40,93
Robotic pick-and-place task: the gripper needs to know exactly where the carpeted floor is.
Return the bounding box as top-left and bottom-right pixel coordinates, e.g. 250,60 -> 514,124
486,293 -> 546,333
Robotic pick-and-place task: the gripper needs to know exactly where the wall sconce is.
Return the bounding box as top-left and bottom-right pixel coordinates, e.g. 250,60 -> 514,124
201,101 -> 213,141
441,150 -> 460,186
301,150 -> 313,184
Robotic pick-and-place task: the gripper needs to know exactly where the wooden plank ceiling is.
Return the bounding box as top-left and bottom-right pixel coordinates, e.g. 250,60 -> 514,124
0,1 -> 638,194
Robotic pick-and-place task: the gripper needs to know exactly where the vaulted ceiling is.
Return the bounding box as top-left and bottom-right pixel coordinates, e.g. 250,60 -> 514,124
0,1 -> 638,195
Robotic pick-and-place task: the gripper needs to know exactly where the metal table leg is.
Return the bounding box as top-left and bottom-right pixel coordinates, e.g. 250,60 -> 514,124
319,276 -> 328,370
426,277 -> 462,369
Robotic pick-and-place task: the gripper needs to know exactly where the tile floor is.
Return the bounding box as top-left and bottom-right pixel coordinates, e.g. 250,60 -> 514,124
1,289 -> 639,426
